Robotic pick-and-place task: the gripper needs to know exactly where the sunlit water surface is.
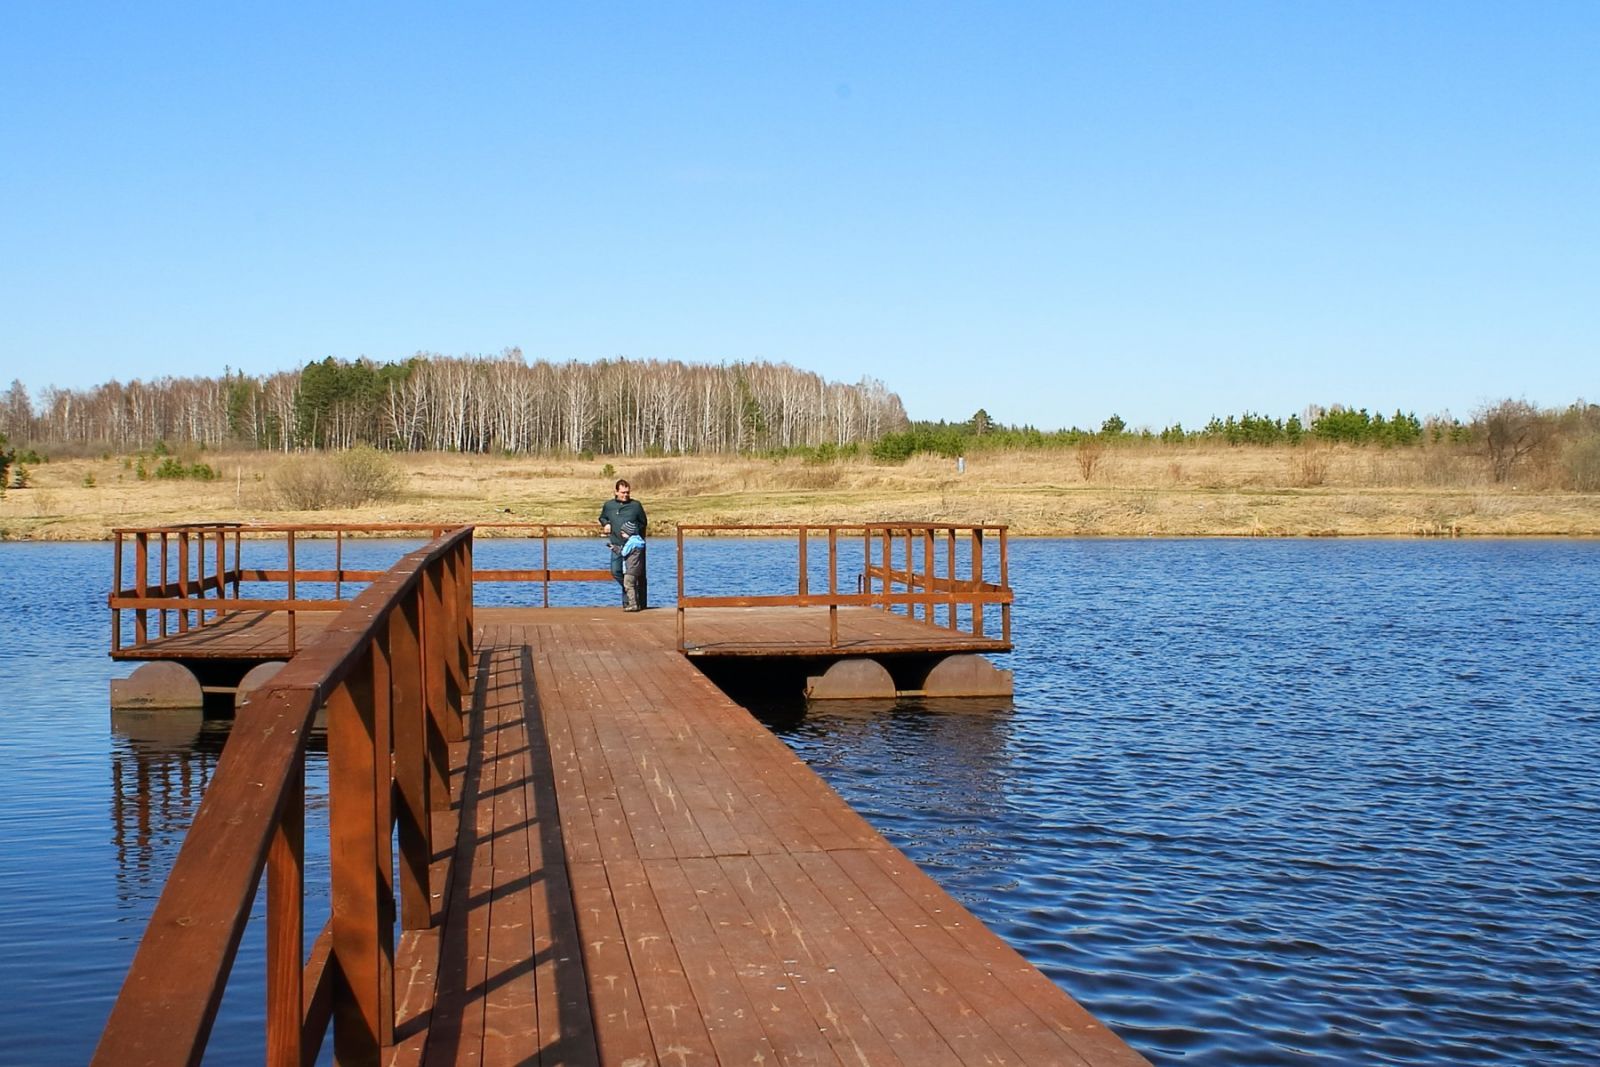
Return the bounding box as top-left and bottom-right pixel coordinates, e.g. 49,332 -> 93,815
1,538 -> 1596,1065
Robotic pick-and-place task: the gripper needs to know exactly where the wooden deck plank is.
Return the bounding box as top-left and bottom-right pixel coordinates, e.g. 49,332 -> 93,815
605,858 -> 721,1063
589,646 -> 719,861
643,859 -> 782,1065
422,649 -> 501,1067
480,649 -> 540,1067
545,647 -> 640,865
715,852 -> 928,1065
529,644 -> 604,868
593,647 -> 778,859
255,605 -> 1139,1066
672,856 -> 844,1067
566,861 -> 659,1067
514,641 -> 601,1067
812,851 -> 1088,1067
763,846 -> 1025,1065
852,849 -> 1150,1067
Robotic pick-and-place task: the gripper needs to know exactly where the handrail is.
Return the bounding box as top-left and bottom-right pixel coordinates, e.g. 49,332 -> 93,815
93,527 -> 475,1067
674,523 -> 1012,651
110,522 -> 611,654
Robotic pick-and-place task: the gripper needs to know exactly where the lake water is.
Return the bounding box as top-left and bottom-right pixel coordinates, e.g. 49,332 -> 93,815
1,538 -> 1596,1065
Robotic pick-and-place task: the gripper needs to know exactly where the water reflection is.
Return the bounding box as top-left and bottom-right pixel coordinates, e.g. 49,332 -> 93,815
107,710 -> 330,905
108,712 -> 224,899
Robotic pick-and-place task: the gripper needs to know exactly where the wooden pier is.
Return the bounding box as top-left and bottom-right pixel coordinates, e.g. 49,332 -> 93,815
95,524 -> 1147,1066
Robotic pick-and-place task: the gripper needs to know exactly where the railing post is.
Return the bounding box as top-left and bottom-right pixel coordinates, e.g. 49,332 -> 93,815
232,528 -> 242,599
214,528 -> 225,617
423,561 -> 462,744
458,534 -> 474,706
903,527 -> 913,619
160,533 -> 171,638
999,527 -> 1011,644
828,527 -> 838,649
798,526 -> 809,600
541,525 -> 551,609
922,528 -> 935,623
372,619 -> 397,1042
327,653 -> 391,1065
441,552 -> 465,735
418,579 -> 451,809
134,531 -> 150,644
946,527 -> 958,631
862,527 -> 872,608
880,529 -> 892,613
176,532 -> 189,634
335,529 -> 344,600
266,761 -> 304,1067
286,531 -> 298,655
972,528 -> 985,637
391,587 -> 433,929
676,525 -> 686,652
112,532 -> 124,654
196,528 -> 207,626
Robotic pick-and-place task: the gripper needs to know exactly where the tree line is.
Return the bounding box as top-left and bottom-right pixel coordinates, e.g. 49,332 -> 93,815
0,352 -> 908,456
867,399 -> 1600,487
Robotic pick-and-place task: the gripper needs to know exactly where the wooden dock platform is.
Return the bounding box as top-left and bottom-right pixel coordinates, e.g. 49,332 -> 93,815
97,523 -> 1144,1065
391,607 -> 1144,1065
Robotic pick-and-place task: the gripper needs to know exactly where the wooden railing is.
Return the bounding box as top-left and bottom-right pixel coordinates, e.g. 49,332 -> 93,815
674,523 -> 1012,651
109,521 -> 610,655
93,528 -> 475,1067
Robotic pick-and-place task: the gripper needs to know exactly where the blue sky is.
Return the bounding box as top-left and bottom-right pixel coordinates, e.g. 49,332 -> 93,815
2,2 -> 1595,431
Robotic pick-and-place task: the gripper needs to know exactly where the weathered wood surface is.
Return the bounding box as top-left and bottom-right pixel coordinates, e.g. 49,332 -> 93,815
114,605 -> 1008,663
109,611 -> 334,660
389,608 -> 1144,1065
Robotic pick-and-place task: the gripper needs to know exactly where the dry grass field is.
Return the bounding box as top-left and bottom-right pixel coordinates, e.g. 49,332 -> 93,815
3,444 -> 1598,540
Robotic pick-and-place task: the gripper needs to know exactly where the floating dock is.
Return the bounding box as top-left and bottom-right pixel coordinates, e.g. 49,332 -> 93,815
95,523 -> 1147,1065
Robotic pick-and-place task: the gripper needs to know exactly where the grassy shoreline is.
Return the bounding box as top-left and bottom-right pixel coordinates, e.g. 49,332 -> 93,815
3,448 -> 1598,541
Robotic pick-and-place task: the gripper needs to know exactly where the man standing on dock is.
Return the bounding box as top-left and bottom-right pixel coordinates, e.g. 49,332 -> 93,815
598,478 -> 647,608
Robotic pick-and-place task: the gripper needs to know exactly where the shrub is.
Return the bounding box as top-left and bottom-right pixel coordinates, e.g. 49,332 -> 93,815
272,456 -> 335,509
601,463 -> 616,478
1477,399 -> 1552,482
331,446 -> 402,505
1418,446 -> 1479,488
275,448 -> 403,509
154,458 -> 217,480
82,473 -> 96,488
627,463 -> 681,493
1075,439 -> 1104,482
1563,435 -> 1600,491
1289,449 -> 1330,488
870,433 -> 917,463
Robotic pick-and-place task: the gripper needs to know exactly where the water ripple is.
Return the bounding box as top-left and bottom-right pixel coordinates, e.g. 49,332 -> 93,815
773,539 -> 1600,1066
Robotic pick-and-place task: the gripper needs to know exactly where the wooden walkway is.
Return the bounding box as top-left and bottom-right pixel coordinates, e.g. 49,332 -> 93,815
388,608 -> 1145,1066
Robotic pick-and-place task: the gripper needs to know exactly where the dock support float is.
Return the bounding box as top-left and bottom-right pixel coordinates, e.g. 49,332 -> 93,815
805,653 -> 1014,700
110,662 -> 204,711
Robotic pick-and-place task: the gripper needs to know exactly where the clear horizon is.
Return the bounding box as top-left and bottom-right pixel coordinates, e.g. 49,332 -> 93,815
3,2 -> 1595,431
